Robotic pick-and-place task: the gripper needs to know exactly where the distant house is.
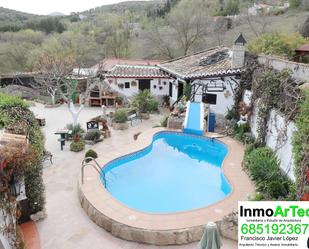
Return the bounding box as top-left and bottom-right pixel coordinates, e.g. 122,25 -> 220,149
248,2 -> 289,15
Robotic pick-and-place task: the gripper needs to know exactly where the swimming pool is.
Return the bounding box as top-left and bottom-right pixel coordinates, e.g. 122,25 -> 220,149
101,132 -> 231,213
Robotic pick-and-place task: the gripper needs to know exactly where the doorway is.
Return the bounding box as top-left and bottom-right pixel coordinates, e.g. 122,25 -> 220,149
138,79 -> 151,91
177,82 -> 184,99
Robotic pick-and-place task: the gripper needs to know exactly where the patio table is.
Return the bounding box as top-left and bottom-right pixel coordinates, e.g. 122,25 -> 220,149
55,129 -> 71,150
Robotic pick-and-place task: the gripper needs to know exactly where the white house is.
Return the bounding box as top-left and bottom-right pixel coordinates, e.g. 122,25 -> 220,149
86,59 -> 172,106
158,34 -> 247,118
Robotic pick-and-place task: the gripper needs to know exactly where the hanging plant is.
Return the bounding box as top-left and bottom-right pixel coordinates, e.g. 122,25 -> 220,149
118,83 -> 124,89
131,80 -> 137,87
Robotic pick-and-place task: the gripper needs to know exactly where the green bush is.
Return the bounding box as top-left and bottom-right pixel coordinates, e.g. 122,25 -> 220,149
267,180 -> 289,199
292,89 -> 309,196
113,109 -> 128,123
160,115 -> 169,127
0,93 -> 45,213
0,92 -> 29,109
85,149 -> 98,162
84,129 -> 101,141
244,146 -> 295,199
66,123 -> 85,138
244,147 -> 280,185
70,141 -> 85,152
148,99 -> 159,112
132,90 -> 158,113
289,0 -> 301,8
248,32 -> 308,60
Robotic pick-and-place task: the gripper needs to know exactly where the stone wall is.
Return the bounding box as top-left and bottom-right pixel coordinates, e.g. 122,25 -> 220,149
257,55 -> 309,81
216,211 -> 238,241
78,185 -> 204,245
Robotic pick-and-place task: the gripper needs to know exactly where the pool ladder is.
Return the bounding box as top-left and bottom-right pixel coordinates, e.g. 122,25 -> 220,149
81,157 -> 106,188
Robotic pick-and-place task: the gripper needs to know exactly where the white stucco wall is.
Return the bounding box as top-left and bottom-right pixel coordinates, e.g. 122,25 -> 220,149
192,77 -> 239,115
258,55 -> 309,81
0,213 -> 12,249
250,105 -> 296,180
105,77 -> 170,98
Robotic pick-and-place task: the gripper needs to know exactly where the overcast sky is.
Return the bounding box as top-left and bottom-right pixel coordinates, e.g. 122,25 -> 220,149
0,0 -> 148,15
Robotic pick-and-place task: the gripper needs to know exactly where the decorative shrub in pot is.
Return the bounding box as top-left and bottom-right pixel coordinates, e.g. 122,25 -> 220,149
112,109 -> 129,130
132,90 -> 159,119
70,140 -> 85,152
85,149 -> 98,162
84,129 -> 103,144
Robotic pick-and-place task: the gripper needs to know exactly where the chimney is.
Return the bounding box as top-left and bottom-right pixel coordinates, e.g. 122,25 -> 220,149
232,33 -> 247,69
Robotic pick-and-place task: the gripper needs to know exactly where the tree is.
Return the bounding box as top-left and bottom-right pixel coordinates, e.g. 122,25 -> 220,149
34,53 -> 86,126
248,32 -> 308,59
246,12 -> 270,37
167,0 -> 208,56
289,0 -> 301,8
144,22 -> 175,59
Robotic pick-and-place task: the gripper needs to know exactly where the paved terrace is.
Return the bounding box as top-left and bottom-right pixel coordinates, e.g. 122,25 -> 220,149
30,103 -> 238,249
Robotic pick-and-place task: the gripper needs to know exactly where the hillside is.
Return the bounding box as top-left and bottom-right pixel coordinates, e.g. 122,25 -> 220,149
0,7 -> 43,31
81,1 -> 163,16
0,0 -> 308,74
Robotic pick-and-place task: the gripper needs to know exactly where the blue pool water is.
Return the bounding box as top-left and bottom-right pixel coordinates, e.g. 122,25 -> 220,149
184,102 -> 203,136
101,132 -> 231,213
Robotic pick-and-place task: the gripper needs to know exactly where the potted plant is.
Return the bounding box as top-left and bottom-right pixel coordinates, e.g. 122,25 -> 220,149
85,149 -> 98,163
115,96 -> 123,106
84,129 -> 103,145
132,90 -> 159,119
300,186 -> 309,201
112,109 -> 129,130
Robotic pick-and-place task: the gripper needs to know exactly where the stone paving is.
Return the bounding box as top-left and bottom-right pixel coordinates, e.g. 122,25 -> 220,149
30,103 -> 237,249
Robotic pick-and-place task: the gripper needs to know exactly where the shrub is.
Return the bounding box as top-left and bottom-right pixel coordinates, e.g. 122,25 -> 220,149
132,90 -> 158,113
148,99 -> 159,112
0,92 -> 29,109
70,141 -> 85,152
85,149 -> 98,163
244,147 -> 280,187
160,115 -> 169,127
267,180 -> 289,199
84,129 -> 101,141
0,93 -> 45,213
66,123 -> 85,138
248,32 -> 308,59
113,109 -> 128,123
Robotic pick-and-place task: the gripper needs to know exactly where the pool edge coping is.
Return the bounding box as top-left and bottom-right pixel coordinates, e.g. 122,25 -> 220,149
78,127 -> 254,245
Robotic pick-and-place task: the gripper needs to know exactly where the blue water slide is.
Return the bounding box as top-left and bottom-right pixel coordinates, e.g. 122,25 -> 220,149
183,102 -> 204,136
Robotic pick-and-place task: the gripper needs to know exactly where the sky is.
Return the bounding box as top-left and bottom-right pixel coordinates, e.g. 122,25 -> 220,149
0,0 -> 148,15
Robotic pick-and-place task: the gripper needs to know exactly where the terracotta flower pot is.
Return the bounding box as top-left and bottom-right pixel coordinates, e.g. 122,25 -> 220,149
300,193 -> 309,201
112,122 -> 129,130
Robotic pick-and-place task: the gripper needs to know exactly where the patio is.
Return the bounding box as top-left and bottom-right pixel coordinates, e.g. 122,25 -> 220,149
30,103 -> 238,249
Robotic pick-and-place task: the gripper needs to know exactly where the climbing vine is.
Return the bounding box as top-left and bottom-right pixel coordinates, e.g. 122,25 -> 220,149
292,89 -> 309,199
228,56 -> 307,200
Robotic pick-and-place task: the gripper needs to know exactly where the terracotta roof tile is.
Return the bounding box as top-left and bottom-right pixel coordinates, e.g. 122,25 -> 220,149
158,47 -> 242,80
106,65 -> 169,78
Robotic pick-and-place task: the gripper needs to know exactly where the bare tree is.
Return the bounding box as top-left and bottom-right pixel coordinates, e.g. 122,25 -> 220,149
168,1 -> 208,56
34,54 -> 75,105
246,12 -> 270,37
144,24 -> 175,59
34,54 -> 90,127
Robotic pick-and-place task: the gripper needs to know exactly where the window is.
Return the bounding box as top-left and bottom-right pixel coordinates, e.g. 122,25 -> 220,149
125,82 -> 130,88
202,93 -> 217,105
